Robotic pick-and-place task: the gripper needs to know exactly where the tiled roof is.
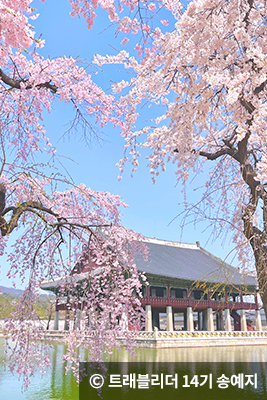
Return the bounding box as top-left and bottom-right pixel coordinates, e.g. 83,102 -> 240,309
40,237 -> 256,292
136,238 -> 256,287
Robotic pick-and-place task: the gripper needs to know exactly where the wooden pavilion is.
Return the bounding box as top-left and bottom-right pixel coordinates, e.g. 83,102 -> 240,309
41,237 -> 262,332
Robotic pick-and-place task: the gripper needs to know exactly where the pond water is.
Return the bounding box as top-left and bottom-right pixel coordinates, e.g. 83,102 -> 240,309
1,338 -> 267,399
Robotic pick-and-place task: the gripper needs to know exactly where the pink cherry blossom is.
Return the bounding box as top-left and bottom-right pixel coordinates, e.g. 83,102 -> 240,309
3,0 -> 267,389
148,3 -> 156,11
121,37 -> 129,45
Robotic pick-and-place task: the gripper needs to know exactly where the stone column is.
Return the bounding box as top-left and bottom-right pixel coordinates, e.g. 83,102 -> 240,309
80,311 -> 86,331
64,309 -> 70,331
53,310 -> 59,330
217,310 -> 224,330
202,309 -> 208,330
256,309 -> 262,331
240,309 -> 247,331
207,307 -> 214,331
224,308 -> 232,331
120,304 -> 128,331
74,309 -> 81,330
166,305 -> 174,331
255,293 -> 258,309
145,305 -> 152,331
187,306 -> 194,331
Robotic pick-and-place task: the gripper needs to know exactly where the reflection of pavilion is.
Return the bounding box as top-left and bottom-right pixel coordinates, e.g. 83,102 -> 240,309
41,237 -> 263,332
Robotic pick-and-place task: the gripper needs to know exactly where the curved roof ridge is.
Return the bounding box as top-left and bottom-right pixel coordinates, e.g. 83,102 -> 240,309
144,237 -> 199,250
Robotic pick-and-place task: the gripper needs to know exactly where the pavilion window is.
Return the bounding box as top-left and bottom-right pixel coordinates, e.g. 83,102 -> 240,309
149,286 -> 166,297
192,290 -> 204,300
172,288 -> 186,299
156,287 -> 165,297
211,292 -> 219,301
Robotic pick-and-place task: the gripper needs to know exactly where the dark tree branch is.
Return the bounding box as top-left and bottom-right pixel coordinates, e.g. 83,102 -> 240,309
0,183 -> 6,214
0,69 -> 58,93
0,187 -> 111,237
239,96 -> 255,114
199,147 -> 236,160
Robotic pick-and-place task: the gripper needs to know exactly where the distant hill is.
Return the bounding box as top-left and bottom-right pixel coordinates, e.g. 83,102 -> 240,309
0,285 -> 24,296
0,285 -> 55,298
0,286 -> 55,319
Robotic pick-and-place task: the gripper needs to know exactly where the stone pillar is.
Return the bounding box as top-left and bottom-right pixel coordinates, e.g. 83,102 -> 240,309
255,293 -> 258,309
187,306 -> 194,331
256,309 -> 262,331
207,307 -> 214,331
198,311 -> 203,330
80,311 -> 86,331
202,309 -> 208,330
240,309 -> 247,331
64,309 -> 70,331
217,310 -> 224,330
74,309 -> 81,330
224,308 -> 232,331
145,305 -> 152,331
54,310 -> 59,330
120,304 -> 128,331
166,305 -> 173,331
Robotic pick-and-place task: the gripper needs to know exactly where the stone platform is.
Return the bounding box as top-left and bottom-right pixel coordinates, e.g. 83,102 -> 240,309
31,329 -> 267,348
118,330 -> 267,348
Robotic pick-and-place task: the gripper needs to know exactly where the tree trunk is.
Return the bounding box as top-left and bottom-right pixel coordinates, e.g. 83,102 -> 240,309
253,246 -> 267,318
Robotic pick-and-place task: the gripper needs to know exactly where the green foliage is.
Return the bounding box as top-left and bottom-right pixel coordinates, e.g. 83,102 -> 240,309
0,293 -> 55,319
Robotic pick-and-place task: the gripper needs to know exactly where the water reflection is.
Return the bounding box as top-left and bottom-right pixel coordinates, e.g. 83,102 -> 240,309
108,344 -> 267,363
1,338 -> 267,400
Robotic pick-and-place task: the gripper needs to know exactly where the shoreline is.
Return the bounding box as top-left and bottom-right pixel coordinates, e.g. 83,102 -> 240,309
2,329 -> 267,348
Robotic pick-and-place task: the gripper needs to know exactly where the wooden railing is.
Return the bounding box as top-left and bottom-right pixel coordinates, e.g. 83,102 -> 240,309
55,296 -> 257,311
140,296 -> 257,310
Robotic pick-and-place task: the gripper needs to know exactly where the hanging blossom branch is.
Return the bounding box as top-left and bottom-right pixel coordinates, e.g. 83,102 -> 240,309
1,174 -> 147,387
0,0 -> 155,391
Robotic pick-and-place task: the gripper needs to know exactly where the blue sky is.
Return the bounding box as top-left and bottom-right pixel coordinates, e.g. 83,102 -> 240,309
0,0 -> 243,288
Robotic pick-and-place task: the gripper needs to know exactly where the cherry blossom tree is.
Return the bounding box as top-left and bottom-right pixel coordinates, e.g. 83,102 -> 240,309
0,0 -> 147,387
4,0 -> 267,385
3,177 -> 145,385
86,0 -> 267,316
